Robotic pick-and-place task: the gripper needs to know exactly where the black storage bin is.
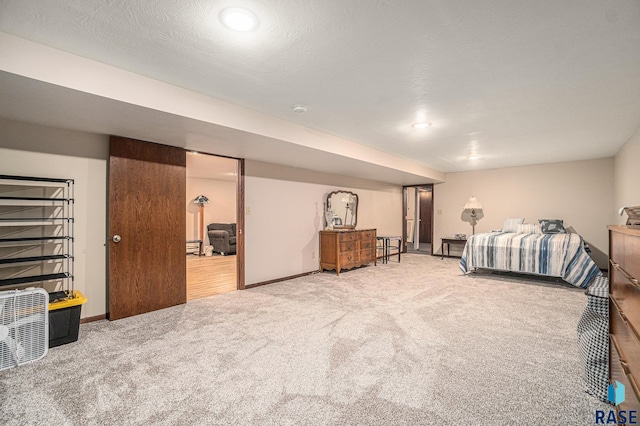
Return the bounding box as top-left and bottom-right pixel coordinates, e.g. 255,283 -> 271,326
49,305 -> 82,348
48,291 -> 86,348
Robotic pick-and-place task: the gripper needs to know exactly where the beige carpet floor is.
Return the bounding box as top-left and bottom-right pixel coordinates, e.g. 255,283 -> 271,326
0,254 -> 609,425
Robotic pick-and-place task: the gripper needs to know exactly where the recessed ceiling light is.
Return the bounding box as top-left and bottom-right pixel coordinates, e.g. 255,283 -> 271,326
219,8 -> 260,32
291,104 -> 308,114
412,122 -> 431,129
468,154 -> 480,160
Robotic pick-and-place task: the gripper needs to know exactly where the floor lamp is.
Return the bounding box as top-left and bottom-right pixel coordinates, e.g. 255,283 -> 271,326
194,195 -> 210,255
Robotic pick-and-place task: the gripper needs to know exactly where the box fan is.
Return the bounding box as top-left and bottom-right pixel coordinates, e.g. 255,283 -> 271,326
0,288 -> 49,371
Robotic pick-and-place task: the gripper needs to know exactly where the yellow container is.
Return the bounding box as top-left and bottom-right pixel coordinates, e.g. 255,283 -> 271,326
49,290 -> 87,311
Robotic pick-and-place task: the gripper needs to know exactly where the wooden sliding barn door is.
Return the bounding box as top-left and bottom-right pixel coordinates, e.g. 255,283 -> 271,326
108,136 -> 186,320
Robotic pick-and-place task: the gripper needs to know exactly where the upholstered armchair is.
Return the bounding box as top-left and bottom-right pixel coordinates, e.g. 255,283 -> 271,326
207,223 -> 237,255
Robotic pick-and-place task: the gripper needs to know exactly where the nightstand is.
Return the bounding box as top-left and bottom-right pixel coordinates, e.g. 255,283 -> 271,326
440,237 -> 467,259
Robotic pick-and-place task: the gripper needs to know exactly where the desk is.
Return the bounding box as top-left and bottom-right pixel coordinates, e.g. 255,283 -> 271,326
377,236 -> 402,264
440,237 -> 467,259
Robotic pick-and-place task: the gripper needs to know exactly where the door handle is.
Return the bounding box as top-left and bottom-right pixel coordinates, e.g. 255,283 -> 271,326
112,235 -> 122,243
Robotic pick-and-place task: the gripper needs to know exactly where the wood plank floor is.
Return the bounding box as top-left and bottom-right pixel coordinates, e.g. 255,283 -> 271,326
186,254 -> 237,301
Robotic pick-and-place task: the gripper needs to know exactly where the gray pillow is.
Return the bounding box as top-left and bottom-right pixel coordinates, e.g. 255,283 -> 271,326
539,219 -> 566,234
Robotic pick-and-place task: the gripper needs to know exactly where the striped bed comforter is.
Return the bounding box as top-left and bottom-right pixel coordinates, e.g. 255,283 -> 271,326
459,232 -> 601,288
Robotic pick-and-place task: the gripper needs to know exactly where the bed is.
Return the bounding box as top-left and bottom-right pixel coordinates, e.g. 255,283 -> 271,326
459,229 -> 601,289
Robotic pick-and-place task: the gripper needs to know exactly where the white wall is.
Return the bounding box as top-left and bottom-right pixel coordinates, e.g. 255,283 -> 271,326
245,161 -> 403,284
0,118 -> 108,318
186,177 -> 236,243
614,126 -> 640,224
433,158 -> 614,268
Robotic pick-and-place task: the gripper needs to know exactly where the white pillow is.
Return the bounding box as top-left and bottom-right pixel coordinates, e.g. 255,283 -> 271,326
503,217 -> 525,233
516,223 -> 542,234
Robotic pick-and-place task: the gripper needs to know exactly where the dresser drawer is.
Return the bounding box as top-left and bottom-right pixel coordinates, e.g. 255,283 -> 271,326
610,230 -> 625,266
360,240 -> 374,250
339,232 -> 358,242
340,251 -> 359,265
340,242 -> 357,252
611,300 -> 640,388
359,230 -> 375,240
360,249 -> 375,264
610,335 -> 640,412
610,261 -> 640,295
624,233 -> 640,282
611,231 -> 640,282
610,266 -> 640,330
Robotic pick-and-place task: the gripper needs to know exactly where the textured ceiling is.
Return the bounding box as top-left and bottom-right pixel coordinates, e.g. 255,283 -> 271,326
0,0 -> 639,172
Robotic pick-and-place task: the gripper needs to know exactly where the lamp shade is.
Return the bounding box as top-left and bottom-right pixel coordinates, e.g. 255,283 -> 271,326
194,195 -> 209,204
463,196 -> 482,211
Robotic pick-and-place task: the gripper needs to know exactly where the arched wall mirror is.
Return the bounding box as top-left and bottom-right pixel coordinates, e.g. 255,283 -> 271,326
325,190 -> 358,229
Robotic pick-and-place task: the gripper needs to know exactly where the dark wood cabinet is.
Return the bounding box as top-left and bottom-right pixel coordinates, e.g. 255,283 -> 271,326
320,229 -> 376,275
608,225 -> 640,411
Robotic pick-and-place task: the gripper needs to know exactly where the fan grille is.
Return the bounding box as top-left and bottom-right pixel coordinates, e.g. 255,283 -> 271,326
0,288 -> 49,371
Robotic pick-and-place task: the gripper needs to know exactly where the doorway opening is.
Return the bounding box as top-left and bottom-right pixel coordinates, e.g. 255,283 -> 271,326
186,152 -> 240,301
402,185 -> 434,255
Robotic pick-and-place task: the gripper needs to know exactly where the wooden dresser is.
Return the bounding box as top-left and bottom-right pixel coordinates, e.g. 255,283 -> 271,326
320,229 -> 376,275
608,225 -> 640,411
